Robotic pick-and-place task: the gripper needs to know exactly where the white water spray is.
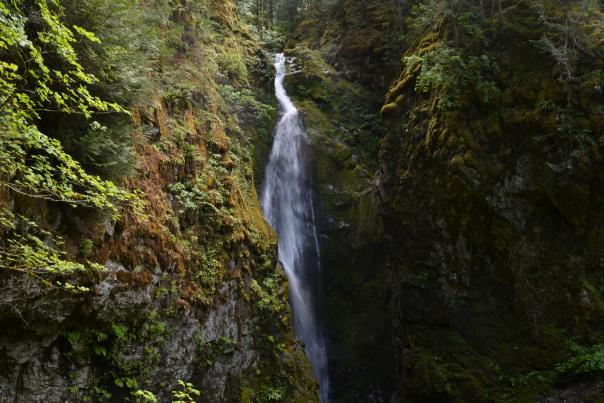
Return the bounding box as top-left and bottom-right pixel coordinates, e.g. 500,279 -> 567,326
261,53 -> 329,402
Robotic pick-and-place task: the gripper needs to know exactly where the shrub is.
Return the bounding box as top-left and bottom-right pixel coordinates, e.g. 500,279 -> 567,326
404,46 -> 499,111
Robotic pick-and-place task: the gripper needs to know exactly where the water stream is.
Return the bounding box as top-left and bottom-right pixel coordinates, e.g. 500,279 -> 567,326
261,53 -> 329,402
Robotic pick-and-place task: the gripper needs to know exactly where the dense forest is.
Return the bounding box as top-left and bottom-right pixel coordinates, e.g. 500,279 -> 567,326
0,0 -> 603,402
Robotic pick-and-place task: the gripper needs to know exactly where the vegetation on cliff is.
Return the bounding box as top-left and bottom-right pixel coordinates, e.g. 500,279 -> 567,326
0,0 -> 317,401
278,0 -> 603,401
380,0 -> 604,401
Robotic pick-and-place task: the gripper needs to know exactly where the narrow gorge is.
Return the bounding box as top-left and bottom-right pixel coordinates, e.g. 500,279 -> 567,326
0,0 -> 603,402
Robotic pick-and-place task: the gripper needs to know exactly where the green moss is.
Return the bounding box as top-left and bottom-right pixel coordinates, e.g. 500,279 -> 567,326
379,1 -> 604,401
285,46 -> 381,169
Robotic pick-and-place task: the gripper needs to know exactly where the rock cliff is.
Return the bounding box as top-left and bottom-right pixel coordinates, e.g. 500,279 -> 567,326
0,1 -> 317,401
286,0 -> 604,401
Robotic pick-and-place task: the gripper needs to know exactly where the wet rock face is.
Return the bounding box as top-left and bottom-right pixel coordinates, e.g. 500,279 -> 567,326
195,282 -> 260,400
381,92 -> 604,401
379,8 -> 604,401
538,378 -> 604,403
280,45 -> 394,401
0,261 -> 286,403
311,142 -> 393,401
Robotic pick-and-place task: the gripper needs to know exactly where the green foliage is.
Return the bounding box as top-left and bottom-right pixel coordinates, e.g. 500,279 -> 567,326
405,0 -> 487,46
216,50 -> 249,82
61,0 -> 165,104
63,309 -> 171,400
193,244 -> 223,305
263,385 -> 287,401
111,322 -> 129,340
531,0 -> 603,104
53,118 -> 135,180
259,370 -> 291,401
0,0 -> 143,290
259,28 -> 287,51
171,380 -> 201,403
132,389 -> 158,403
557,342 -> 604,376
144,311 -> 167,338
49,0 -> 180,178
239,367 -> 296,403
79,238 -> 94,258
168,181 -> 222,216
250,273 -> 284,315
168,147 -> 235,218
66,331 -> 81,345
114,376 -> 138,389
219,84 -> 274,124
0,122 -> 135,214
0,210 -> 102,289
0,0 -> 137,208
406,0 -> 460,35
405,46 -> 499,111
196,333 -> 239,369
87,385 -> 112,401
533,0 -> 604,173
0,1 -> 122,117
535,103 -> 596,172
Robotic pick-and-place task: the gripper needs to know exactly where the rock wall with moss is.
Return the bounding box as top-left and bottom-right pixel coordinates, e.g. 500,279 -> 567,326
282,0 -> 604,401
0,1 -> 317,402
380,1 -> 604,401
280,2 -> 405,400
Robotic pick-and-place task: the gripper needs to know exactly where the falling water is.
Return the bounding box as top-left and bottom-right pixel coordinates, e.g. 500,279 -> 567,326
261,53 -> 329,402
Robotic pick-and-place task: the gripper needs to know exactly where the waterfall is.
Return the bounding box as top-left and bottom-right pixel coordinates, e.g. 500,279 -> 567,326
261,53 -> 329,402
